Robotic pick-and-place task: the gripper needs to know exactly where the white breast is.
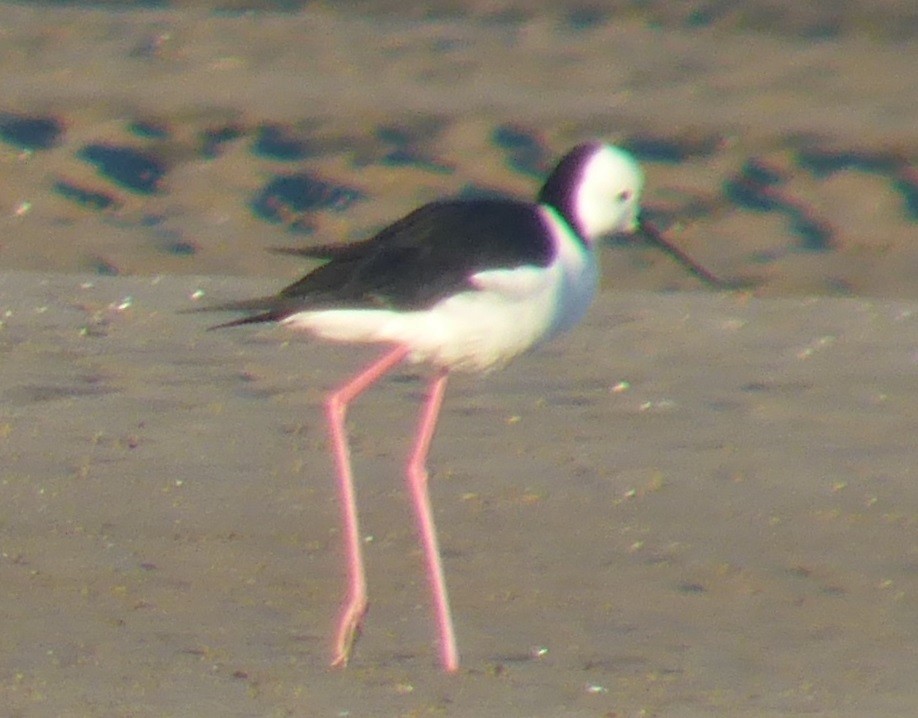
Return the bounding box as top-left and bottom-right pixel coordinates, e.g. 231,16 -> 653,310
282,205 -> 598,372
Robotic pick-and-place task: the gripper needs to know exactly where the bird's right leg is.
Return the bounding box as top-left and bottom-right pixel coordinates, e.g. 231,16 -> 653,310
405,369 -> 459,672
325,345 -> 409,668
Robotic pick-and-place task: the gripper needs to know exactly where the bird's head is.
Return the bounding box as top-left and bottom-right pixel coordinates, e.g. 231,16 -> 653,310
538,142 -> 644,243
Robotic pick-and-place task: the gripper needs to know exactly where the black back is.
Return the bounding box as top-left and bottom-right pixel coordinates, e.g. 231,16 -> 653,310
229,199 -> 557,323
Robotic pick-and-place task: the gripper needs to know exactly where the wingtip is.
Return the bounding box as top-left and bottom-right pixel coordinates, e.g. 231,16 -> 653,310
179,297 -> 283,330
206,312 -> 279,331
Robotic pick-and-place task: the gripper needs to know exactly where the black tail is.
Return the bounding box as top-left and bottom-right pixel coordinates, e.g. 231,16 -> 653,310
180,296 -> 287,330
207,311 -> 282,330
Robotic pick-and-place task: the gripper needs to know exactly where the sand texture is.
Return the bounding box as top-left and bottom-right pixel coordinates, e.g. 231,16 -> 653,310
1,272 -> 915,716
0,2 -> 916,716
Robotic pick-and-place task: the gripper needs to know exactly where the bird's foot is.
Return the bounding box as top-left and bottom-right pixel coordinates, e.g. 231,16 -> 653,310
331,598 -> 368,668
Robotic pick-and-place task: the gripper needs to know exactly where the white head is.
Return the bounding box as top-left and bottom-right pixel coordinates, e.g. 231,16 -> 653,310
537,142 -> 644,243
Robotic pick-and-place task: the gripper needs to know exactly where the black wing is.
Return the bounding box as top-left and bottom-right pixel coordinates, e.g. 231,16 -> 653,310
208,199 -> 556,327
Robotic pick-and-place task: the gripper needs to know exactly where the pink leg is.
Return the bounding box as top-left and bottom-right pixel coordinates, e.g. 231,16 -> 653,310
326,345 -> 409,668
406,370 -> 459,672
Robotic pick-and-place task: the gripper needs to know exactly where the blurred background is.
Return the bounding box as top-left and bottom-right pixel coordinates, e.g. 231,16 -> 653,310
0,0 -> 915,296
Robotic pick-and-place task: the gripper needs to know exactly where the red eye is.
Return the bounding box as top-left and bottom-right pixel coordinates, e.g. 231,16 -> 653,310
617,190 -> 632,202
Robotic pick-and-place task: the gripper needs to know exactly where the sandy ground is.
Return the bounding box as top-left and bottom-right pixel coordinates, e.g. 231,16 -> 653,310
0,2 -> 916,716
0,272 -> 915,716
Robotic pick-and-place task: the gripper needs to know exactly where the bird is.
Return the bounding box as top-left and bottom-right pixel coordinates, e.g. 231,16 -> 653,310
196,140 -> 718,673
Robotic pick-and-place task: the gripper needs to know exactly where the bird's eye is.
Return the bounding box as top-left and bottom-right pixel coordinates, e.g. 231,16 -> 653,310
617,190 -> 632,202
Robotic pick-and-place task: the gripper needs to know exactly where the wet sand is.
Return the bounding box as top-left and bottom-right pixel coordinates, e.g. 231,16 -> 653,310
0,3 -> 916,716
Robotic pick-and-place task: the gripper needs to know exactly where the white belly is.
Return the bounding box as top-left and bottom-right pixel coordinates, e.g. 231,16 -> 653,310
281,207 -> 598,372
